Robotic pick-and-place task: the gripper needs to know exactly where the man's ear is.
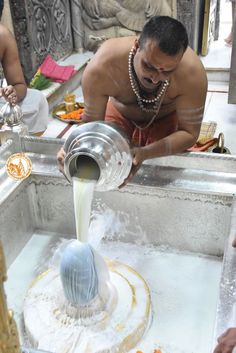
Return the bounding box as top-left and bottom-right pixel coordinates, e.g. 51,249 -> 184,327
134,38 -> 140,51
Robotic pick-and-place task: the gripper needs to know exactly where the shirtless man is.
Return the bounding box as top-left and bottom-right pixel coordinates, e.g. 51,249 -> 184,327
0,23 -> 48,135
57,16 -> 207,182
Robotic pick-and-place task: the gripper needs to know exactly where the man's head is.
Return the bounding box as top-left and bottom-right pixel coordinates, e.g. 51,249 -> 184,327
132,16 -> 189,91
139,16 -> 188,56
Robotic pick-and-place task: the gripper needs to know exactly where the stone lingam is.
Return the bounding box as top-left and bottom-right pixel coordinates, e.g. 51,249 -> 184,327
23,239 -> 151,353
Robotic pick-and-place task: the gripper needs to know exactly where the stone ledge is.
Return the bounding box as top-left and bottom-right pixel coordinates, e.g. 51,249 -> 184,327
40,51 -> 93,111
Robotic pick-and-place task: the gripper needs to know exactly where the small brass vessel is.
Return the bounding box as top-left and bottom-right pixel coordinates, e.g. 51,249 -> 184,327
0,241 -> 21,353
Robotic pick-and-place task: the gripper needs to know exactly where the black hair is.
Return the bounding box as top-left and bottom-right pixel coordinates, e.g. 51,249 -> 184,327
0,0 -> 3,19
139,16 -> 189,56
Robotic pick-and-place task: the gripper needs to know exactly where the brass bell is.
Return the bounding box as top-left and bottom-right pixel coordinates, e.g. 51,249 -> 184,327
211,133 -> 231,154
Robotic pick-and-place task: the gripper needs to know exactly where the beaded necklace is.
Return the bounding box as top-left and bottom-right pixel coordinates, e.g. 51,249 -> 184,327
128,46 -> 169,130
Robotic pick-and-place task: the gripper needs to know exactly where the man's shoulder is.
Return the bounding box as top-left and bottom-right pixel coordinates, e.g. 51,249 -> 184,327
87,36 -> 133,71
97,36 -> 135,56
0,23 -> 13,38
172,47 -> 207,97
176,47 -> 207,84
182,47 -> 206,74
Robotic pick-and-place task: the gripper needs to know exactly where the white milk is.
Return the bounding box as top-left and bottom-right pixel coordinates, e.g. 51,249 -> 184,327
72,177 -> 96,242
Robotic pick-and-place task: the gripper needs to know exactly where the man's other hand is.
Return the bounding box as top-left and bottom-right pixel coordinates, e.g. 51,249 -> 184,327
213,328 -> 236,353
118,147 -> 145,188
57,147 -> 66,174
232,238 -> 236,248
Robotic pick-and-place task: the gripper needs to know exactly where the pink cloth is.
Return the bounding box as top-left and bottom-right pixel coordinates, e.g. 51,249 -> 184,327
40,55 -> 76,83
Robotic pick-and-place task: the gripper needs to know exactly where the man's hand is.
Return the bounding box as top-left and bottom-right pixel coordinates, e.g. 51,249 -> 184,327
132,146 -> 146,166
232,238 -> 236,248
119,147 -> 146,188
213,328 -> 236,353
0,85 -> 18,105
57,147 -> 66,174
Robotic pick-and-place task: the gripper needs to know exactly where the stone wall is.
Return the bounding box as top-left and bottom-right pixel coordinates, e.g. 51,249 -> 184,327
70,0 -> 174,52
6,0 -> 218,82
9,0 -> 73,83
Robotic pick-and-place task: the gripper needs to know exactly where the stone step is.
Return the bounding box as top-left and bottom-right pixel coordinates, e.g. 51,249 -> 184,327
207,80 -> 229,93
206,67 -> 230,83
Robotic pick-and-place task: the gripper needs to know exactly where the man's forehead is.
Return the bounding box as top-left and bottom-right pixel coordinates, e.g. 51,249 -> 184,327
139,40 -> 183,69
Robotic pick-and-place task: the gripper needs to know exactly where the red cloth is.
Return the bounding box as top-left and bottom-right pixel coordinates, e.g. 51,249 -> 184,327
40,55 -> 76,83
104,101 -> 178,146
187,138 -> 218,152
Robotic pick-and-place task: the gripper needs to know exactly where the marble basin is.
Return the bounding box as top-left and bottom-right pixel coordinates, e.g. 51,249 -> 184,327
1,135 -> 236,353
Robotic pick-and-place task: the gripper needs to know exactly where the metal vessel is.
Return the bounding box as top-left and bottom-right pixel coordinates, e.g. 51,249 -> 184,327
63,122 -> 132,191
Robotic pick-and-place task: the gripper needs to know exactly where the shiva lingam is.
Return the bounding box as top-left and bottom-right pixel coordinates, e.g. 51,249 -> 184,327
60,241 -> 100,308
63,121 -> 133,191
23,240 -> 151,353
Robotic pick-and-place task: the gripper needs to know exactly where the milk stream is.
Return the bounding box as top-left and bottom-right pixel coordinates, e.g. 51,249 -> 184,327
72,177 -> 96,242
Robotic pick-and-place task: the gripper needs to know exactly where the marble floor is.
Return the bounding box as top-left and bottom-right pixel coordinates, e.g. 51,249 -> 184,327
44,0 -> 236,155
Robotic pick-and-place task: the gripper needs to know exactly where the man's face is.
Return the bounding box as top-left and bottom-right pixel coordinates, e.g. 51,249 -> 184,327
133,39 -> 184,92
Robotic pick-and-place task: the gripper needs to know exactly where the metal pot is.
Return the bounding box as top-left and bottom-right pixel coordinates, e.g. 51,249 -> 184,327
63,121 -> 132,191
0,102 -> 23,127
211,133 -> 231,154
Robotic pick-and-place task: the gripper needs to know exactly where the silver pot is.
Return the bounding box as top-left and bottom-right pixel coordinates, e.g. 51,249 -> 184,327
0,102 -> 23,127
63,122 -> 132,191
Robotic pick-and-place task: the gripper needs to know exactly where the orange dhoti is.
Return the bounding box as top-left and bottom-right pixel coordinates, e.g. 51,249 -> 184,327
105,101 -> 178,146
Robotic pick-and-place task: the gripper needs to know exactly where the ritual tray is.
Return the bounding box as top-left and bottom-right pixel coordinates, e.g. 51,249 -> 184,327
52,102 -> 84,124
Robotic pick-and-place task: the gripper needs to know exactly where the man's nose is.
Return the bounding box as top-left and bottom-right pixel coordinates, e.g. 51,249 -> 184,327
150,71 -> 165,84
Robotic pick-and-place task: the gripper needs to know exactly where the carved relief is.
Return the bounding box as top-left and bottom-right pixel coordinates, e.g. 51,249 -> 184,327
71,0 -> 173,52
9,0 -> 73,83
32,5 -> 52,56
52,0 -> 70,43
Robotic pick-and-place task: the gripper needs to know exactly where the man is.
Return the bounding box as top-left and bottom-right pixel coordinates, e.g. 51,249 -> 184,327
0,23 -> 48,135
57,16 -> 207,182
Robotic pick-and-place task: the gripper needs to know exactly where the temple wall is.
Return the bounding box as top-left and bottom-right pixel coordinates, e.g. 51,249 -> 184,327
70,0 -> 175,52
8,0 -> 73,83
5,0 -> 215,82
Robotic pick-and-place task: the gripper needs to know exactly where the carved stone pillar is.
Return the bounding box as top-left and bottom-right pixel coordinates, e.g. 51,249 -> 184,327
9,0 -> 73,83
176,0 -> 220,54
176,0 -> 205,53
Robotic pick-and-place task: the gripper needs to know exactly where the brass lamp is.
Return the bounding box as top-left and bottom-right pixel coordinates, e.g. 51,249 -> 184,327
0,241 -> 21,353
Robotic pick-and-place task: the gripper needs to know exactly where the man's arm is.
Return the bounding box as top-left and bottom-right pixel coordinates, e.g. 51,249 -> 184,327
81,62 -> 109,122
0,24 -> 27,103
